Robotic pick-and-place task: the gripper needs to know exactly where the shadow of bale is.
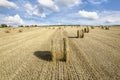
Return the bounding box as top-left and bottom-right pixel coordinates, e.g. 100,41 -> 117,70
68,36 -> 77,38
34,51 -> 52,61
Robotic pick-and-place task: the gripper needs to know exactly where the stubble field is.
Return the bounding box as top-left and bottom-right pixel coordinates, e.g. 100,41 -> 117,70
0,26 -> 120,80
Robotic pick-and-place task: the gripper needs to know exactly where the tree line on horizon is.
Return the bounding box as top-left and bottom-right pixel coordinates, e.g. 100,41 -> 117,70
0,24 -> 119,28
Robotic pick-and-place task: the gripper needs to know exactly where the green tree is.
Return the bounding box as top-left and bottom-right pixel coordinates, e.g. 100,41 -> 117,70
19,25 -> 24,27
0,24 -> 7,28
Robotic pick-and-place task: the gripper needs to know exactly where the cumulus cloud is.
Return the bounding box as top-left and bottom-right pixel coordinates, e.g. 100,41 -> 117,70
25,3 -> 46,18
105,19 -> 116,23
55,0 -> 81,7
4,14 -> 23,25
0,0 -> 18,9
38,0 -> 59,11
78,10 -> 99,20
99,11 -> 120,24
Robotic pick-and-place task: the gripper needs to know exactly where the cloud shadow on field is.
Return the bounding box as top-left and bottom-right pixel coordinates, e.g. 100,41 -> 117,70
34,51 -> 52,61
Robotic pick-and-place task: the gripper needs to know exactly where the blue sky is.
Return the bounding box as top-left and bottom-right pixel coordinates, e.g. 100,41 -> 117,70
0,0 -> 120,25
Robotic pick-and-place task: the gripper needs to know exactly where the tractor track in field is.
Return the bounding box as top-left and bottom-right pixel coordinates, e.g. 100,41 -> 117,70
88,33 -> 120,50
63,30 -> 99,80
63,29 -> 120,80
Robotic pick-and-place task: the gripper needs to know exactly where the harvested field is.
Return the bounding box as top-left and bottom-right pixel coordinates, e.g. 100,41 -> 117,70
0,26 -> 120,80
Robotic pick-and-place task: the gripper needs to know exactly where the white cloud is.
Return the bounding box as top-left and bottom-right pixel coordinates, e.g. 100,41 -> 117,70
25,3 -> 46,18
78,10 -> 99,20
88,0 -> 108,4
99,11 -> 120,24
77,11 -> 120,25
0,0 -> 18,9
4,14 -> 23,25
38,0 -> 59,11
62,10 -> 120,25
55,0 -> 82,7
105,19 -> 116,23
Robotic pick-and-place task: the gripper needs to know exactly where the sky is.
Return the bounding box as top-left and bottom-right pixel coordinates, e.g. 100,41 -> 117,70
0,0 -> 120,26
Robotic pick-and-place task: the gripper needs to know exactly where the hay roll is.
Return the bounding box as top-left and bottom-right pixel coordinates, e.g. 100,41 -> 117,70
105,26 -> 109,30
63,38 -> 70,62
51,40 -> 56,62
77,30 -> 84,38
84,27 -> 89,33
86,27 -> 89,33
51,38 -> 70,62
91,26 -> 94,29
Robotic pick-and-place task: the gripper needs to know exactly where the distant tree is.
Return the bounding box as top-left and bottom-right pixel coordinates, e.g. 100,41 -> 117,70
25,25 -> 29,27
35,25 -> 37,27
19,25 -> 24,27
0,24 -> 7,28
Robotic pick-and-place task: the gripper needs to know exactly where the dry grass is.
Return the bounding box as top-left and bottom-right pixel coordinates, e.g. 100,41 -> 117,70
0,26 -> 119,80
